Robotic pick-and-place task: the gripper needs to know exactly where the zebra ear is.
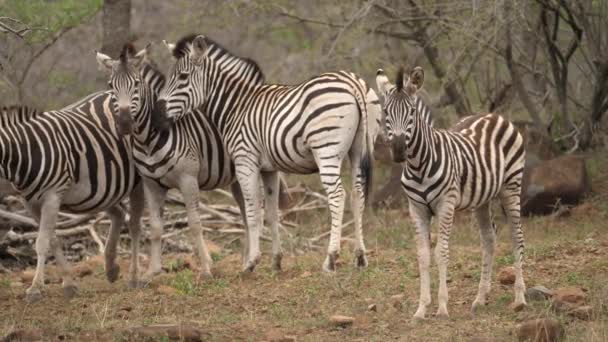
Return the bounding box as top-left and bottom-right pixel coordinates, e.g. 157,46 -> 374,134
191,35 -> 209,64
375,69 -> 393,97
405,66 -> 424,95
163,40 -> 176,55
95,51 -> 115,71
130,43 -> 151,69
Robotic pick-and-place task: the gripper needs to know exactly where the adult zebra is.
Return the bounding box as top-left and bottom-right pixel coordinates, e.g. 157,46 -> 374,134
95,41 -> 268,279
0,100 -> 144,302
153,34 -> 381,272
375,66 -> 527,319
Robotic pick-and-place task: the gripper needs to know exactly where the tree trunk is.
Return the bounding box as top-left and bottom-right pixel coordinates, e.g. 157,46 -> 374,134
101,0 -> 131,58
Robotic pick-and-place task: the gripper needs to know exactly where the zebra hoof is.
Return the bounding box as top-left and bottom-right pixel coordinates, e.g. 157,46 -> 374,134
354,249 -> 368,268
128,280 -> 148,289
198,271 -> 214,282
25,289 -> 43,303
322,252 -> 339,273
63,285 -> 78,299
105,263 -> 120,283
271,253 -> 283,272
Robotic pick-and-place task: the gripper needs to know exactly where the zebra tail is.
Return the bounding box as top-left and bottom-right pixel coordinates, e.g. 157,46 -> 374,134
353,85 -> 374,207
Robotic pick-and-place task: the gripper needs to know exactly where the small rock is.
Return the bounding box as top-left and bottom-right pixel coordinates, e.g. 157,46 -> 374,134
329,315 -> 355,327
300,271 -> 312,278
497,266 -> 516,285
265,328 -> 296,342
515,318 -> 563,342
10,281 -> 23,288
568,305 -> 593,320
367,303 -> 377,312
553,287 -> 586,305
127,324 -> 205,341
206,241 -> 222,255
390,294 -> 405,310
19,270 -> 35,283
73,264 -> 93,278
70,242 -> 85,250
156,285 -> 179,296
2,329 -> 44,341
526,286 -> 554,301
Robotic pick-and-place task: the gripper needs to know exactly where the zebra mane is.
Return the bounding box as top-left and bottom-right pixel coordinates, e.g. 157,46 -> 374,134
119,42 -> 136,64
395,67 -> 405,92
0,105 -> 42,127
173,34 -> 265,83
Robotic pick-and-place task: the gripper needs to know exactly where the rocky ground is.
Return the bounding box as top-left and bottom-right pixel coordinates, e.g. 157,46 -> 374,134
1,152 -> 607,341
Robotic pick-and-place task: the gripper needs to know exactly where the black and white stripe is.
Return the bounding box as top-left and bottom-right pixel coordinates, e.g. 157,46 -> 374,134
96,42 -> 256,278
376,66 -> 526,319
154,34 -> 381,272
0,95 -> 144,302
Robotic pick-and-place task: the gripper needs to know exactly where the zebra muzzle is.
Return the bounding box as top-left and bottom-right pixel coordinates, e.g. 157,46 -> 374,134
391,134 -> 407,163
152,100 -> 173,132
116,109 -> 133,135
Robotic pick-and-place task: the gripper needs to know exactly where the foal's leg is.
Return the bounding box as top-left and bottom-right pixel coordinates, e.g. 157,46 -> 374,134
143,179 -> 167,279
235,157 -> 263,272
127,182 -> 145,288
348,148 -> 368,268
410,202 -> 433,320
262,171 -> 282,271
434,195 -> 456,319
179,175 -> 213,279
472,203 -> 496,312
104,206 -> 125,283
500,185 -> 527,311
25,194 -> 60,302
315,156 -> 346,273
230,181 -> 249,265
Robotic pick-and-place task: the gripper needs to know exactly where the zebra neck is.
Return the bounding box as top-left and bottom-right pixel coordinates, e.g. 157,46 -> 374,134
406,113 -> 435,171
202,70 -> 256,137
0,128 -> 23,185
133,66 -> 165,143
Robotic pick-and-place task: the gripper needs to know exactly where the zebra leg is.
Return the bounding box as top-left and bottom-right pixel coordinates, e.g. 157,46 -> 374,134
434,197 -> 456,319
472,203 -> 496,313
25,195 -> 60,302
349,149 -> 367,268
230,181 -> 249,265
410,202 -> 432,320
127,182 -> 145,288
50,234 -> 77,298
179,176 -> 213,279
318,160 -> 346,273
104,206 -> 125,284
235,160 -> 263,272
500,186 -> 527,311
262,171 -> 282,271
143,179 -> 167,279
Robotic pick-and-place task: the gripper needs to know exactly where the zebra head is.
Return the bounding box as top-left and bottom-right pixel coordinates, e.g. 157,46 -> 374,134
376,67 -> 425,163
154,35 -> 211,131
96,43 -> 150,135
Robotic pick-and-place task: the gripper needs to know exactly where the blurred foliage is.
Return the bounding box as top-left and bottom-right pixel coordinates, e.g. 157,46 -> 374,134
0,0 -> 102,43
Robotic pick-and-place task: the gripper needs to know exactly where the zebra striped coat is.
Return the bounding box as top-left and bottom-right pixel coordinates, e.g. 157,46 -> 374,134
95,42 -> 259,279
376,66 -> 527,319
154,34 -> 381,272
0,94 -> 143,301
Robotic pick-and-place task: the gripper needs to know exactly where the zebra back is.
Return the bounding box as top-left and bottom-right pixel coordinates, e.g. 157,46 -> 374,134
0,105 -> 43,128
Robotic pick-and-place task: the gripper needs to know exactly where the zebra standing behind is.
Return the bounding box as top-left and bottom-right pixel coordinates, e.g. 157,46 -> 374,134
95,41 -> 264,280
153,34 -> 381,273
0,100 -> 144,302
375,66 -> 527,319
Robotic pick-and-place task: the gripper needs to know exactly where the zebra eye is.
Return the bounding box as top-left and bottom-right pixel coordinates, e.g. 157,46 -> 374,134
178,72 -> 189,80
107,82 -> 112,88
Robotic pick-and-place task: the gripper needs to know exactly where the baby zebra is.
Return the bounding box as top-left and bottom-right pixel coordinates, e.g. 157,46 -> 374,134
376,67 -> 527,319
95,42 -> 264,280
0,103 -> 143,302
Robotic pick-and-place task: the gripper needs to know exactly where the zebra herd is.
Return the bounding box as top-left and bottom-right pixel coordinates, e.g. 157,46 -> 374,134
0,33 -> 527,319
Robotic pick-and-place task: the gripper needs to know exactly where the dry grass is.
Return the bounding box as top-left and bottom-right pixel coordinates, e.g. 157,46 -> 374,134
1,153 -> 607,341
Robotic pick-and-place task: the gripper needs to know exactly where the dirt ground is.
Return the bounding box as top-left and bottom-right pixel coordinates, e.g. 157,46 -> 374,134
1,155 -> 608,341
